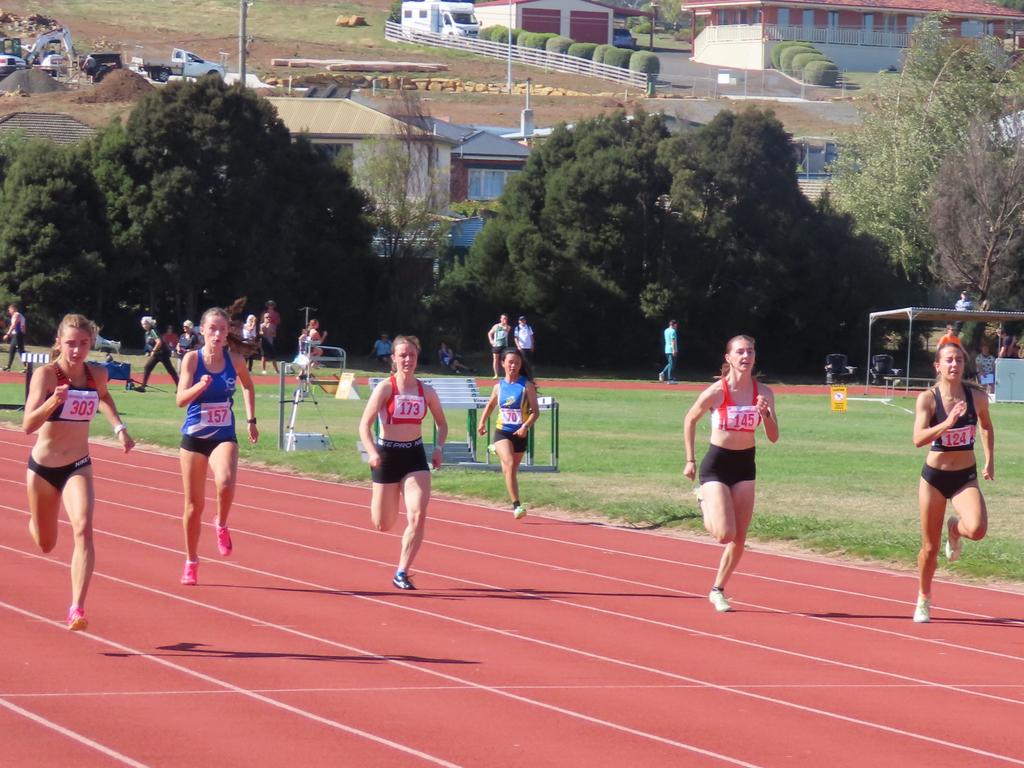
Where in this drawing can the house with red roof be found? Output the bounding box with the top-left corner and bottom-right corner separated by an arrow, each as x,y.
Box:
680,0 -> 1024,71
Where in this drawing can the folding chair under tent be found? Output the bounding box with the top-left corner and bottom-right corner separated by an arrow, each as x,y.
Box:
865,306 -> 1024,393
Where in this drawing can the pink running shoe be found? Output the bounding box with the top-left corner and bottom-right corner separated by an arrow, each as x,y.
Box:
181,560 -> 198,586
67,606 -> 88,631
216,524 -> 233,556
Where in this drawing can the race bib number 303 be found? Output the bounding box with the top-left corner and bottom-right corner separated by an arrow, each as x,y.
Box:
59,391 -> 98,421
199,402 -> 232,427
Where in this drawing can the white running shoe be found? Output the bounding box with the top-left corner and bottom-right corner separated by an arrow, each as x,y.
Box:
913,597 -> 931,623
709,589 -> 732,612
513,503 -> 526,520
945,516 -> 962,562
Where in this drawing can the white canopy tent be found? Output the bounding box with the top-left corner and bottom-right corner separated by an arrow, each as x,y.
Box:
865,306 -> 1024,389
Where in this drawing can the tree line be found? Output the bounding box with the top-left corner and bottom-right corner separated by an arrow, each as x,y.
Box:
0,76 -> 917,373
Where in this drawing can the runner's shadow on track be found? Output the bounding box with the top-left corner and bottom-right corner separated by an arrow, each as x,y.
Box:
538,510 -> 702,531
102,642 -> 477,665
206,583 -> 470,601
439,588 -> 695,600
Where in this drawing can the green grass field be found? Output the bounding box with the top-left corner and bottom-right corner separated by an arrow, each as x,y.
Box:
3,365 -> 1024,583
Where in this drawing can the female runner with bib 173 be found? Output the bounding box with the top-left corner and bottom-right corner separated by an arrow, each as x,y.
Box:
359,335 -> 447,590
24,314 -> 135,630
683,335 -> 779,612
176,307 -> 258,586
911,341 -> 993,623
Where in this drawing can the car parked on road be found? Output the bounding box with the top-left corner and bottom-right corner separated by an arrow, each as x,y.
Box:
612,28 -> 638,50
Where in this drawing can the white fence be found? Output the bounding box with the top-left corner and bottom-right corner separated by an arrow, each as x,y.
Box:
384,21 -> 648,89
698,22 -> 909,49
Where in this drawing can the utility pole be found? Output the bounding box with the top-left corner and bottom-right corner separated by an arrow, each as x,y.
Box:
239,1 -> 249,86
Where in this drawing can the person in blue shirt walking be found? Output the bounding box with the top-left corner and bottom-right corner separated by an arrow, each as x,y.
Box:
658,319 -> 679,384
478,347 -> 539,519
176,307 -> 258,586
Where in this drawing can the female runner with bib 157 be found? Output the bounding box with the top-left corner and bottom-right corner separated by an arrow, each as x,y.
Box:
359,335 -> 447,590
683,335 -> 779,612
24,314 -> 135,630
176,307 -> 258,586
910,341 -> 993,623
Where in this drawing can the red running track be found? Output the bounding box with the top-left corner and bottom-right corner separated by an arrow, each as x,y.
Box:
1,428 -> 1023,767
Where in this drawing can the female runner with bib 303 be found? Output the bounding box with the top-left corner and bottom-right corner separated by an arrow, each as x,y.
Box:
176,307 -> 258,586
359,335 -> 447,590
683,335 -> 779,612
478,347 -> 539,519
24,314 -> 135,630
910,341 -> 993,623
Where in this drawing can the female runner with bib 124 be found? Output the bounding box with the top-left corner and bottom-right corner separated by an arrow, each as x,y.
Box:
176,307 -> 258,586
911,341 -> 993,623
683,335 -> 779,612
359,335 -> 447,590
24,314 -> 135,630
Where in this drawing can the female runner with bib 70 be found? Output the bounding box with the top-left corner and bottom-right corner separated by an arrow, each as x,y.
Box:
176,307 -> 258,586
24,314 -> 135,630
910,341 -> 994,623
682,335 -> 779,612
359,335 -> 447,590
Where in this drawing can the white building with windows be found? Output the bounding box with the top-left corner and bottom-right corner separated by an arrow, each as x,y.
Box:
681,0 -> 1024,71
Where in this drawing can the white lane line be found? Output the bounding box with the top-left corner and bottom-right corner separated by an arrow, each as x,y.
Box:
0,546 -> 766,768
0,599 -> 460,768
10,481 -> 1020,672
2,435 -> 1022,602
49,496 -> 1024,706
6,683 -> 1024,700
2,461 -> 1016,630
0,696 -> 151,767
5,528 -> 1024,766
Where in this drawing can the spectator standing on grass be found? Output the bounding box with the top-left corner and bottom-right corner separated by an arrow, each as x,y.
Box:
138,316 -> 179,392
997,327 -> 1019,359
176,320 -> 200,361
975,343 -> 996,395
487,314 -> 513,379
910,341 -> 994,623
259,311 -> 278,374
514,316 -> 535,363
3,302 -> 26,372
371,333 -> 392,368
22,313 -> 134,630
242,314 -> 259,371
161,325 -> 179,367
937,324 -> 960,348
658,319 -> 678,383
682,335 -> 779,613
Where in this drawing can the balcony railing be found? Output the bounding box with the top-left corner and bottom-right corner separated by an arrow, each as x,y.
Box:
696,23 -> 910,49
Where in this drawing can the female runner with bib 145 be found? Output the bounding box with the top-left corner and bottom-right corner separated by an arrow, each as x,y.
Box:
911,341 -> 993,623
683,335 -> 779,612
359,335 -> 447,590
24,314 -> 135,630
176,307 -> 258,586
478,347 -> 539,519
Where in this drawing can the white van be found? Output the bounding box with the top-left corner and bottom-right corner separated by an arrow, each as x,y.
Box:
401,2 -> 480,37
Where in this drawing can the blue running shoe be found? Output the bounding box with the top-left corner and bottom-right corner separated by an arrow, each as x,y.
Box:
392,571 -> 416,590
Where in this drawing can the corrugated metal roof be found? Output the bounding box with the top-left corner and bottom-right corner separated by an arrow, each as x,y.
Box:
0,112 -> 95,145
267,97 -> 455,142
449,216 -> 486,248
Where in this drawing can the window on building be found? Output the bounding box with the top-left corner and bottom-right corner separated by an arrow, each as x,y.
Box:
863,13 -> 874,31
960,19 -> 983,37
802,9 -> 814,27
419,9 -> 427,18
468,168 -> 519,200
778,8 -> 790,26
314,142 -> 354,164
404,9 -> 411,18
827,11 -> 839,27
906,15 -> 921,32
717,9 -> 727,25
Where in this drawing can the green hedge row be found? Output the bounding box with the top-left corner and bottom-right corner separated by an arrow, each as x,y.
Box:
772,40 -> 840,86
474,27 -> 659,73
